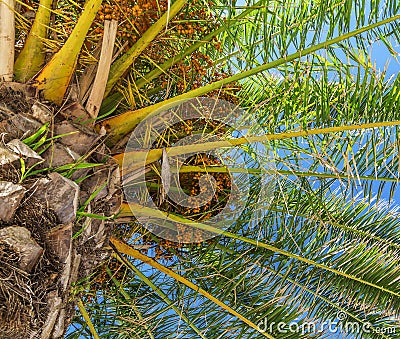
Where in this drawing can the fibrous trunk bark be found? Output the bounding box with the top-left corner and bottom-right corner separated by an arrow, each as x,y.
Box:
0,82 -> 122,338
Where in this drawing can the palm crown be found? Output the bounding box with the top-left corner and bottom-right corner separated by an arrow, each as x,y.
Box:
0,0 -> 400,338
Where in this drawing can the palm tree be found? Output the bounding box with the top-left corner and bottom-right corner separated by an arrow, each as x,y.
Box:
0,0 -> 400,338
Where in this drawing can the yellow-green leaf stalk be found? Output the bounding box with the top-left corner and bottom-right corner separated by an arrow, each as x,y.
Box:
100,14 -> 400,145
33,0 -> 102,104
104,0 -> 187,97
113,119 -> 400,172
14,0 -> 53,82
116,203 -> 400,298
99,1 -> 259,110
133,1 -> 262,90
177,165 -> 400,183
110,236 -> 276,339
77,298 -> 101,339
111,258 -> 207,339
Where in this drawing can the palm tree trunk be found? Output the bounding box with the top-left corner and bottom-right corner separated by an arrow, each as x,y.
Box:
0,0 -> 15,81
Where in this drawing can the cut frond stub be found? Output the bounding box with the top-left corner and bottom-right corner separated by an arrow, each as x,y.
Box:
86,19 -> 118,120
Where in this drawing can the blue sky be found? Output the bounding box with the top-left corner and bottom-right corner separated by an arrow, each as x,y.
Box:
370,40 -> 400,76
